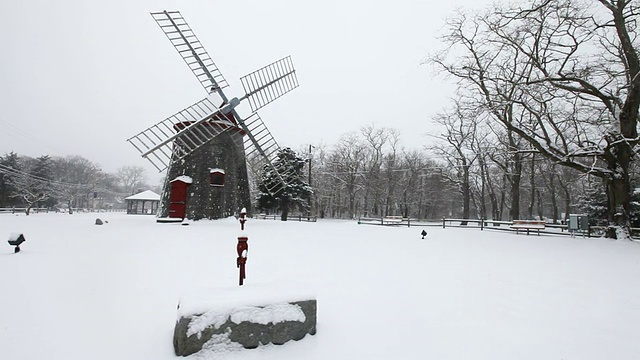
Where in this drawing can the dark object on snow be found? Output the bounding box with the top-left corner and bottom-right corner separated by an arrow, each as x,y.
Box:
95,218 -> 104,225
173,299 -> 317,356
8,233 -> 26,253
421,230 -> 427,239
237,236 -> 248,286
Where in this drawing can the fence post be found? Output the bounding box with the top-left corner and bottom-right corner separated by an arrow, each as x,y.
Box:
407,218 -> 410,228
481,217 -> 484,231
442,217 -> 446,229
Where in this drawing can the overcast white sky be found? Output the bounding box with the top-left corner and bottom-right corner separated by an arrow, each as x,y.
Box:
0,0 -> 493,183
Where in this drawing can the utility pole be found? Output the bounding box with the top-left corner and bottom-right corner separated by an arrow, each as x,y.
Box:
308,144 -> 314,219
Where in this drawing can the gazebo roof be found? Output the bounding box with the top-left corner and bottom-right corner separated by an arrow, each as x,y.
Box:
125,190 -> 161,201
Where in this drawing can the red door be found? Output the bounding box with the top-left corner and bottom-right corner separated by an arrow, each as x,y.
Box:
169,180 -> 189,219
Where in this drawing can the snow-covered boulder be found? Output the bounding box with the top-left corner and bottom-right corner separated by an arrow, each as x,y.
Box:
173,285 -> 317,356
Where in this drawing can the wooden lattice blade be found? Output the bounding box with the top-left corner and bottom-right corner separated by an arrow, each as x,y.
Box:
127,98 -> 242,172
151,10 -> 229,94
236,112 -> 296,195
240,56 -> 299,113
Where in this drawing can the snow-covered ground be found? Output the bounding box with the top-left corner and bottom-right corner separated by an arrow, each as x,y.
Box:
2,212 -> 640,360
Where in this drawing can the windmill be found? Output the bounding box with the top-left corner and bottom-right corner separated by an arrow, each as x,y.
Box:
127,10 -> 299,221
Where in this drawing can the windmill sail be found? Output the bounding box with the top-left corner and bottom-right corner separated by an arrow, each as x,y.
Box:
126,98 -> 242,172
151,11 -> 229,93
240,56 -> 299,113
237,113 -> 297,195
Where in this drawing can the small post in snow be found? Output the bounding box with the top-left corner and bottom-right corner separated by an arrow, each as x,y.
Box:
237,236 -> 248,286
237,207 -> 248,286
239,207 -> 247,230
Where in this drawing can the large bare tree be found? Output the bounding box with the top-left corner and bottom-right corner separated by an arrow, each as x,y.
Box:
431,0 -> 640,238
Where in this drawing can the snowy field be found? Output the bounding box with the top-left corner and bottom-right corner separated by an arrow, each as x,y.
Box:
2,212 -> 640,360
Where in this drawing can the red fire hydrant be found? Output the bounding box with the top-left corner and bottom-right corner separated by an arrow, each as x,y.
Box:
239,207 -> 247,230
237,236 -> 248,286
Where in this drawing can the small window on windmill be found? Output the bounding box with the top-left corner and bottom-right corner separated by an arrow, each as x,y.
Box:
210,168 -> 225,187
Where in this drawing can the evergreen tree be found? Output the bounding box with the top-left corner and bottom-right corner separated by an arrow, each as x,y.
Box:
577,180 -> 640,228
576,181 -> 607,226
256,148 -> 312,221
0,152 -> 21,207
8,155 -> 53,215
31,155 -> 57,208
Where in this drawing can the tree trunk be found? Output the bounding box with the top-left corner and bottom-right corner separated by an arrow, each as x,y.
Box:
561,182 -> 570,224
527,155 -> 535,219
536,190 -> 543,220
461,164 -> 471,225
499,174 -> 507,221
509,153 -> 522,221
604,159 -> 632,239
547,171 -> 558,224
281,204 -> 289,221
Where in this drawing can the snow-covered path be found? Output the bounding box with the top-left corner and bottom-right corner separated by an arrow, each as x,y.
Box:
1,213 -> 639,359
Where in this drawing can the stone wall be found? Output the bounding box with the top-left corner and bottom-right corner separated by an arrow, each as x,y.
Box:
159,129 -> 252,220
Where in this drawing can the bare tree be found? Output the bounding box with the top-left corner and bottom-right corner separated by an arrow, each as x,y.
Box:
431,0 -> 640,238
398,150 -> 424,218
382,129 -> 402,216
431,101 -> 480,224
116,165 -> 148,195
360,125 -> 388,217
52,156 -> 102,213
331,133 -> 367,219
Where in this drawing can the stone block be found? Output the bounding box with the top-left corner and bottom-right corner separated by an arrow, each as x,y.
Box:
173,299 -> 317,356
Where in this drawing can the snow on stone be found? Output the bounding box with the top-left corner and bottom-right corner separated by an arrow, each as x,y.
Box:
181,283 -> 313,338
187,302 -> 306,337
8,232 -> 21,241
195,332 -> 243,357
178,283 -> 316,319
229,303 -> 305,325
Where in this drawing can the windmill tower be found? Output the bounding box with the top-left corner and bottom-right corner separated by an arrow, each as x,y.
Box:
127,10 -> 299,221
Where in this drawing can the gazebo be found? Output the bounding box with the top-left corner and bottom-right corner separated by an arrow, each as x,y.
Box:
125,190 -> 161,215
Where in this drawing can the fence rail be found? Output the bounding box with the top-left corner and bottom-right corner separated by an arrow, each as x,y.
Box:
357,216 -> 441,227
0,208 -> 126,214
256,214 -> 317,222
439,217 -> 640,238
0,207 -> 50,214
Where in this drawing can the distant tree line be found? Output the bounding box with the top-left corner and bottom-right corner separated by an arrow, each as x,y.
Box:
254,123 -> 635,228
258,0 -> 640,234
0,152 -> 153,214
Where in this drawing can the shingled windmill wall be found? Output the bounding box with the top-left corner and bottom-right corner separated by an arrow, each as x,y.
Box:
159,130 -> 251,221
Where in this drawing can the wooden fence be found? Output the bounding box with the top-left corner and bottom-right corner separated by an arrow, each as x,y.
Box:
0,208 -> 126,214
256,214 -> 318,222
439,217 -> 640,238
